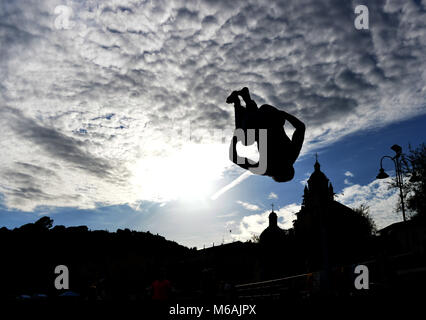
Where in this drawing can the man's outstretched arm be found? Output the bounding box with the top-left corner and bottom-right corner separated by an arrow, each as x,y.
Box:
280,111 -> 305,161
280,111 -> 305,131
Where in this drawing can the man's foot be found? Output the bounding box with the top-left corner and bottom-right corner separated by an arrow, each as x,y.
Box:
239,87 -> 249,96
226,91 -> 240,104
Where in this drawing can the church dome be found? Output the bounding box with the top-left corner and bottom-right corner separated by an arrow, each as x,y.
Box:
259,209 -> 286,245
308,159 -> 329,185
302,157 -> 335,207
268,211 -> 278,227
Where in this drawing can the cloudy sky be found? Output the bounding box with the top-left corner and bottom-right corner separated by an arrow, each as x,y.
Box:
0,0 -> 425,248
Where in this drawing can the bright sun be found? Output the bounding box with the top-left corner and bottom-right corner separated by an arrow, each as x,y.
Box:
130,143 -> 230,202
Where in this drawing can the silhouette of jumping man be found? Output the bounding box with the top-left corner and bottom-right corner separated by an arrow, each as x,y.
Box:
227,87 -> 305,182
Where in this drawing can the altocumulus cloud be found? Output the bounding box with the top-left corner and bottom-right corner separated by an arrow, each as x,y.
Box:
236,200 -> 261,211
268,192 -> 278,199
336,178 -> 401,229
232,203 -> 300,241
0,0 -> 425,211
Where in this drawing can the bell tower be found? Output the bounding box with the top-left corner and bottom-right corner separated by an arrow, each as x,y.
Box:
268,205 -> 277,227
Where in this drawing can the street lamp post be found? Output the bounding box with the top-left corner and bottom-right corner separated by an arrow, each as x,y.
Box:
376,144 -> 406,222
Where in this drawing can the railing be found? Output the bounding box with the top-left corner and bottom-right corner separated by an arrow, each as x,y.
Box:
235,272 -> 318,300
234,251 -> 426,300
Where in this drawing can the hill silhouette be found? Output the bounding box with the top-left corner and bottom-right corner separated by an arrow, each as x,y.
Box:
0,217 -> 193,301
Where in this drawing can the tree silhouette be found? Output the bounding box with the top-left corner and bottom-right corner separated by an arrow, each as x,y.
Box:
17,216 -> 54,232
353,204 -> 377,235
400,143 -> 426,221
34,216 -> 53,230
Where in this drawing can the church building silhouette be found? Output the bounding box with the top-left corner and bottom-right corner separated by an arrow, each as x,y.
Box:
259,158 -> 373,278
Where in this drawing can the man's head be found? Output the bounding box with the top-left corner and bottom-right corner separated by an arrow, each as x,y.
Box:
272,166 -> 294,183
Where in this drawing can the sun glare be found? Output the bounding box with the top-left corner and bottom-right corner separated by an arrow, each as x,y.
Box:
130,143 -> 230,203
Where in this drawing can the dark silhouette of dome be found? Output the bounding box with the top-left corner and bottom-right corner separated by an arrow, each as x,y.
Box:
259,209 -> 286,245
268,210 -> 277,227
303,158 -> 335,206
307,159 -> 330,189
294,157 -> 374,270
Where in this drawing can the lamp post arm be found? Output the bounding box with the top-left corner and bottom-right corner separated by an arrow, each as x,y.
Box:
380,155 -> 396,169
395,156 -> 407,222
379,154 -> 406,222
